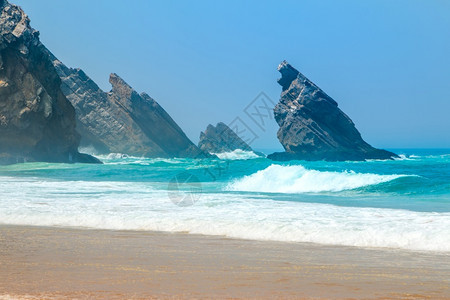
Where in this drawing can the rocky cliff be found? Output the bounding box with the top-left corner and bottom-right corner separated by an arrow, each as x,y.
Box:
49,54 -> 205,158
198,122 -> 256,153
268,61 -> 397,161
0,0 -> 99,164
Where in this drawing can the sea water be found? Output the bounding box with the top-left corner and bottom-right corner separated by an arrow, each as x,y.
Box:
0,149 -> 449,253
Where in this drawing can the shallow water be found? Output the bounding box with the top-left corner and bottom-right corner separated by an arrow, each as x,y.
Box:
0,148 -> 449,252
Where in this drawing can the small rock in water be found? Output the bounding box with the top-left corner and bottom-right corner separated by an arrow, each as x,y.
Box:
198,122 -> 262,156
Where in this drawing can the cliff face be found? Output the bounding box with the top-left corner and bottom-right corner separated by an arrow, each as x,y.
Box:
268,61 -> 397,161
50,55 -> 205,158
198,122 -> 254,153
0,0 -> 99,164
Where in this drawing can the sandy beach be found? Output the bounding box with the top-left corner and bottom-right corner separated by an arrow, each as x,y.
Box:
0,225 -> 448,299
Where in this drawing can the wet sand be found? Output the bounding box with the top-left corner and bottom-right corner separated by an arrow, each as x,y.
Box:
0,225 -> 448,299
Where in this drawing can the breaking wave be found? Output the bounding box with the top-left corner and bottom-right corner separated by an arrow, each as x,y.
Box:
226,164 -> 409,193
212,149 -> 261,160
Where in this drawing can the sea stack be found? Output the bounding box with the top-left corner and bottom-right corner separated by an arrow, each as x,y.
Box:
268,61 -> 397,161
0,0 -> 99,164
50,54 -> 206,158
198,122 -> 256,154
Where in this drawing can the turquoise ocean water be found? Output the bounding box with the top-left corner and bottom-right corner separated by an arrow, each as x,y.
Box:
0,149 -> 449,253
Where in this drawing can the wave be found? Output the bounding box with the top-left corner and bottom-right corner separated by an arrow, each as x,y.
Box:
212,149 -> 262,160
88,149 -> 263,162
0,183 -> 448,252
0,175 -> 448,252
91,153 -> 191,167
392,154 -> 415,161
226,164 -> 409,193
1,152 -> 448,253
103,153 -> 132,160
78,145 -> 99,156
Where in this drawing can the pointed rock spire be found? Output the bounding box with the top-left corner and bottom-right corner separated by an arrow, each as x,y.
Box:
269,61 -> 397,161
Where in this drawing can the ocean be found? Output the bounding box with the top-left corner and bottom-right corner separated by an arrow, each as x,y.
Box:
0,149 -> 449,253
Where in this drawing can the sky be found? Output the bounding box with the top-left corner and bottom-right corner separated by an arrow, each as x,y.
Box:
14,0 -> 450,150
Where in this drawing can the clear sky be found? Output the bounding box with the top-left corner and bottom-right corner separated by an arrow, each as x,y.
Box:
14,0 -> 450,150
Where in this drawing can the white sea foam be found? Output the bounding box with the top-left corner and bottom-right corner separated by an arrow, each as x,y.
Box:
0,172 -> 448,253
393,154 -> 414,161
212,149 -> 261,160
104,153 -> 131,160
226,164 -> 407,193
92,153 -> 189,166
78,145 -> 100,156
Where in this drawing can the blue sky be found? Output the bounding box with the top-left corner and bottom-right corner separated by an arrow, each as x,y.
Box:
14,0 -> 450,150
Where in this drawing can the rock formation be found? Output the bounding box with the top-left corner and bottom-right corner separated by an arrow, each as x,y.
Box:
198,122 -> 259,154
268,61 -> 397,161
49,53 -> 206,158
0,0 -> 100,164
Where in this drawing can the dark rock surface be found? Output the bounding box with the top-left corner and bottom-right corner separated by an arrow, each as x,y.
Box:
50,54 -> 206,158
198,122 -> 257,154
0,0 -> 100,164
268,61 -> 397,161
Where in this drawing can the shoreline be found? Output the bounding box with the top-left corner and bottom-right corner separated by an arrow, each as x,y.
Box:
1,223 -> 448,256
0,225 -> 449,299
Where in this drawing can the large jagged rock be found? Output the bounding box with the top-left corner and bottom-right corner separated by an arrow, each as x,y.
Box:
268,61 -> 397,161
49,53 -> 206,158
0,0 -> 100,164
198,122 -> 254,153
